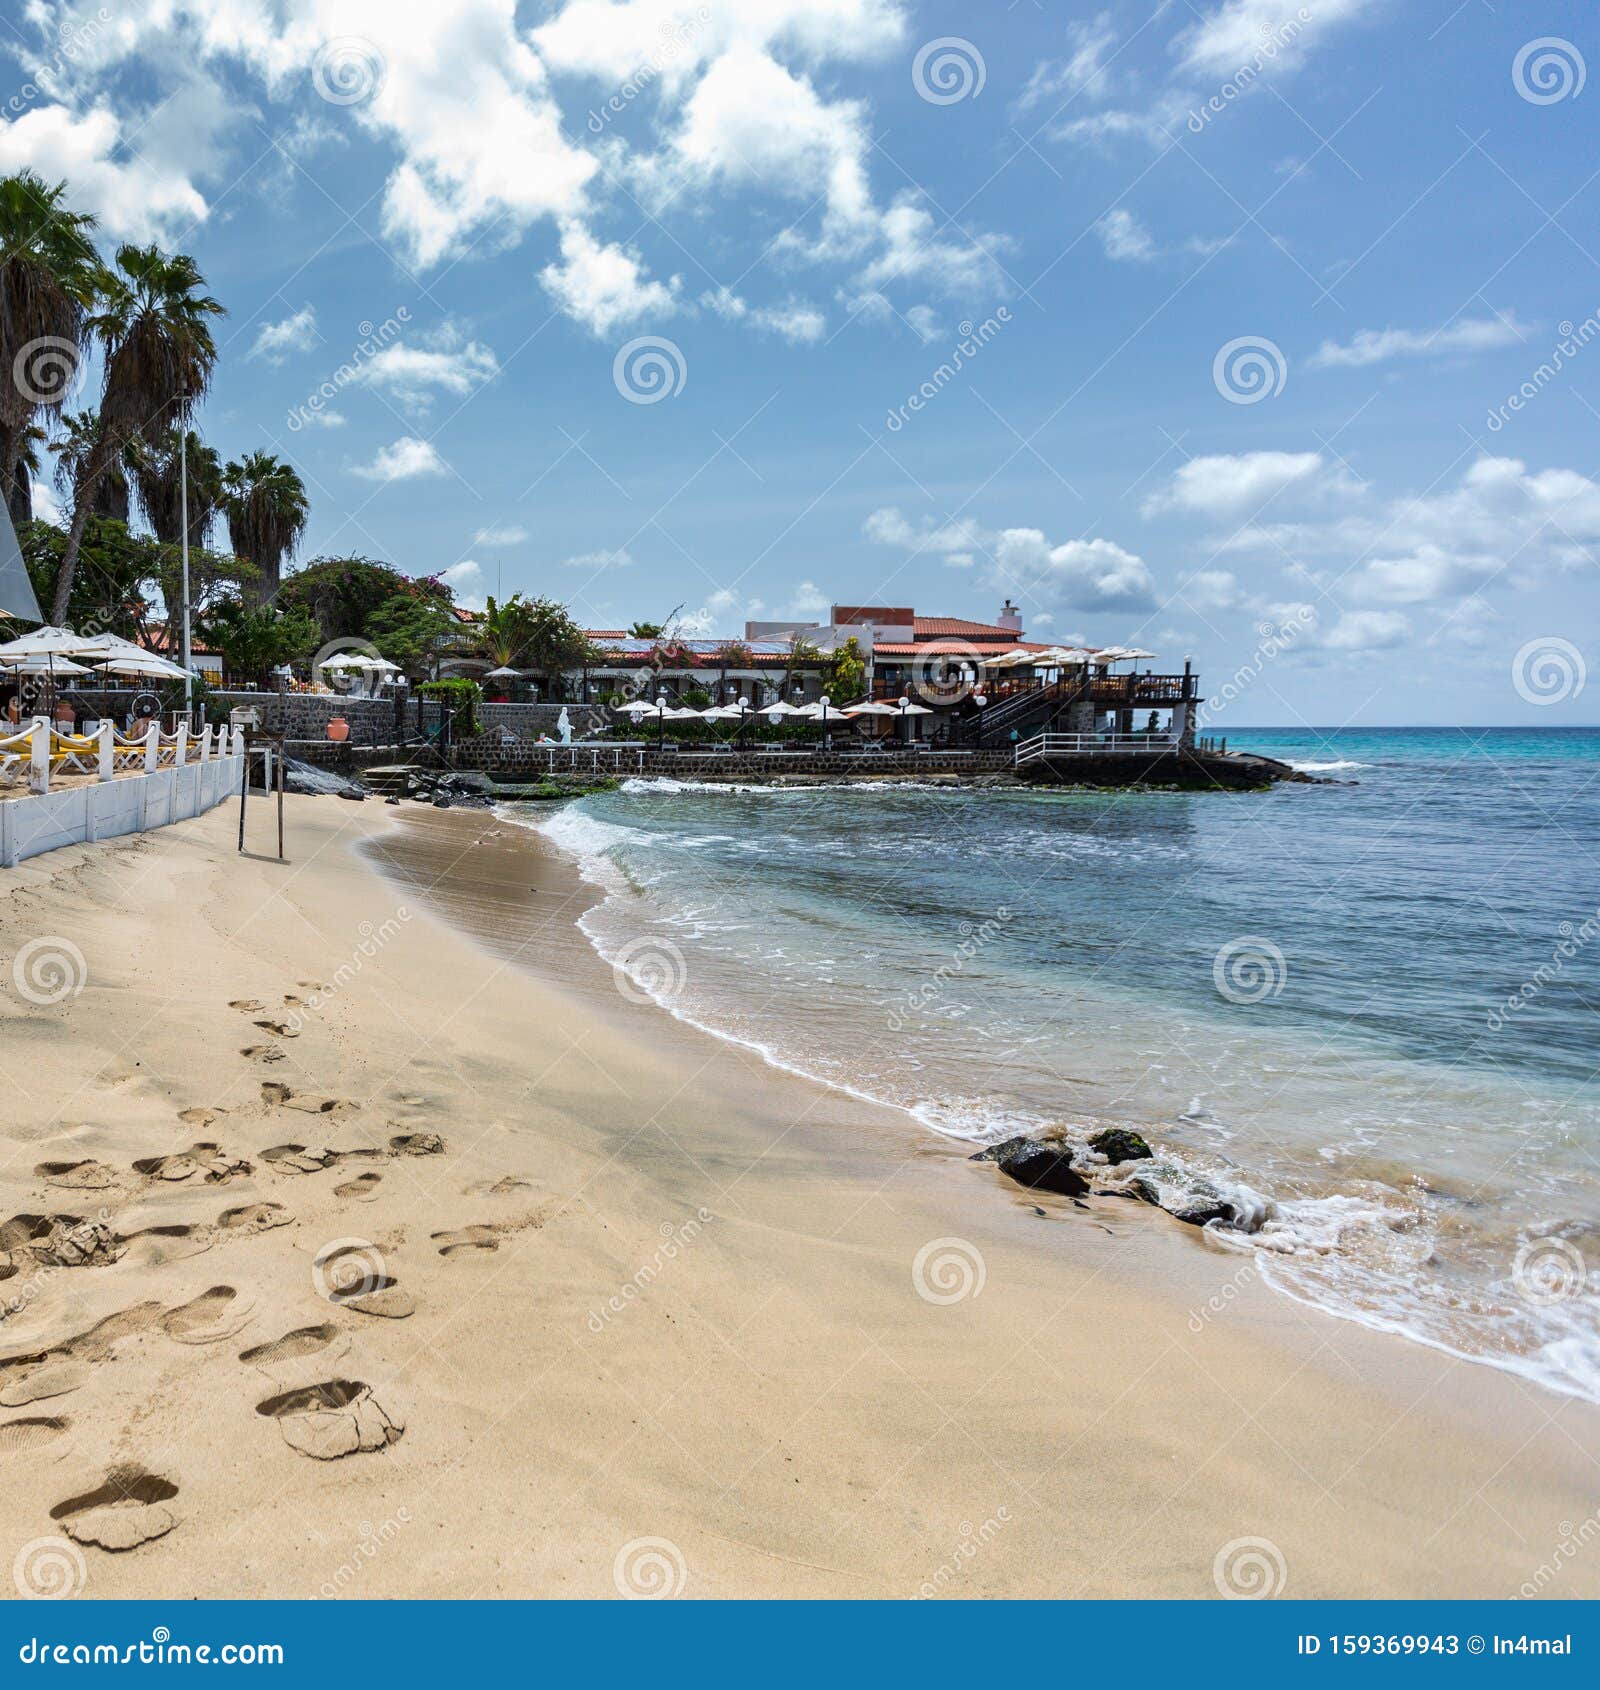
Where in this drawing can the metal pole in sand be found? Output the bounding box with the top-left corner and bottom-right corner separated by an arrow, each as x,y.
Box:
237,738 -> 249,852
276,734 -> 285,860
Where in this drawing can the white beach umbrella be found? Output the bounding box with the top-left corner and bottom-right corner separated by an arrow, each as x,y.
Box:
91,653 -> 190,680
843,700 -> 900,716
319,652 -> 373,671
980,649 -> 1033,669
2,653 -> 94,676
699,702 -> 746,719
484,665 -> 522,679
760,700 -> 806,718
0,625 -> 101,661
895,700 -> 934,716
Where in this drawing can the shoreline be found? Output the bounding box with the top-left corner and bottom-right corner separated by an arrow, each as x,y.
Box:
1,797 -> 1596,1599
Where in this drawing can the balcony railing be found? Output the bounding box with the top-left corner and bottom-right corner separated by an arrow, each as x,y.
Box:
1014,731 -> 1182,766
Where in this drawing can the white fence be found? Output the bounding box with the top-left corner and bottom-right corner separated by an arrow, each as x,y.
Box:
0,720 -> 245,868
1013,731 -> 1181,767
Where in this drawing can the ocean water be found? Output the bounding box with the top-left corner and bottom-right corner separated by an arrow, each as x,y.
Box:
512,728 -> 1600,1402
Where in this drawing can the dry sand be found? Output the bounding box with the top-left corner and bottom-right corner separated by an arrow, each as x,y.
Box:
0,794 -> 1595,1600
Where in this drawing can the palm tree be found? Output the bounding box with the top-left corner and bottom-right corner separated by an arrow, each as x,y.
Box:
50,410 -> 131,522
131,427 -> 222,551
0,170 -> 100,515
223,449 -> 308,604
476,593 -> 530,668
49,243 -> 224,624
6,421 -> 45,525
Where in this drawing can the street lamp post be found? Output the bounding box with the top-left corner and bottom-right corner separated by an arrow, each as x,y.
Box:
179,424 -> 192,720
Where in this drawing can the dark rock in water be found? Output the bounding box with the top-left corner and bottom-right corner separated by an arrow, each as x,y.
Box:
1128,1168 -> 1237,1228
969,1135 -> 1029,1164
1088,1127 -> 1153,1164
433,795 -> 451,809
994,1139 -> 1089,1197
385,796 -> 401,806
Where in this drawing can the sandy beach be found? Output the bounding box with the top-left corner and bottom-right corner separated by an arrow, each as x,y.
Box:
1,795 -> 1596,1601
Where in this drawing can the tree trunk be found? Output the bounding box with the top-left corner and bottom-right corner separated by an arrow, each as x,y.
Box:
51,482 -> 100,625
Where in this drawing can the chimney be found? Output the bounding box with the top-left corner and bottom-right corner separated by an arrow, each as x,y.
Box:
997,598 -> 1022,636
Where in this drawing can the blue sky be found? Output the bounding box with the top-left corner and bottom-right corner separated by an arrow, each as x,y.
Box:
3,0 -> 1598,724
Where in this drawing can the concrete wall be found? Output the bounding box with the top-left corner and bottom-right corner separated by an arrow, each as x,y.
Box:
0,752 -> 243,867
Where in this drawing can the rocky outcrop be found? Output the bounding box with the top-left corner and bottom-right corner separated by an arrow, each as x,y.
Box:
975,1136 -> 1089,1197
1087,1127 -> 1152,1164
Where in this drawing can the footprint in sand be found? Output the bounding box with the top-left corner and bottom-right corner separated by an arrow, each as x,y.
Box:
177,1107 -> 221,1129
240,1045 -> 286,1064
255,1380 -> 404,1460
431,1225 -> 501,1257
0,1302 -> 168,1406
0,1360 -> 90,1408
1,1213 -> 123,1269
229,999 -> 265,1012
161,1286 -> 256,1346
261,1144 -> 337,1175
35,1160 -> 117,1191
134,1144 -> 251,1186
467,1176 -> 534,1196
313,1242 -> 413,1320
261,1082 -> 347,1114
389,1133 -> 446,1157
334,1171 -> 382,1201
50,1468 -> 179,1551
0,1415 -> 70,1457
218,1202 -> 292,1235
253,1019 -> 300,1040
238,1323 -> 347,1375
119,1223 -> 215,1268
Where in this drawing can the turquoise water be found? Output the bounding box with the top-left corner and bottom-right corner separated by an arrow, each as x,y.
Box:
521,728 -> 1600,1401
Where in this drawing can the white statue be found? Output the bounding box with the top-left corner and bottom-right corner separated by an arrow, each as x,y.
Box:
557,706 -> 573,745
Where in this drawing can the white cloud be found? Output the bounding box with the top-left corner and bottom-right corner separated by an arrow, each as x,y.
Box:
1173,0 -> 1377,80
564,548 -> 635,570
865,506 -> 1157,611
1320,609 -> 1410,651
475,524 -> 528,546
905,305 -> 940,342
355,324 -> 499,409
541,220 -> 680,335
1017,15 -> 1121,111
1097,208 -> 1156,262
0,103 -> 207,242
1308,314 -> 1530,370
297,407 -> 346,429
1179,569 -> 1242,610
1145,451 -> 1344,517
440,558 -> 485,612
352,437 -> 448,482
249,305 -> 318,363
789,580 -> 829,615
701,287 -> 825,343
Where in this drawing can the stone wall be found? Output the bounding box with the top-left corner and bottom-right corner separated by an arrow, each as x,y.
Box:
450,740 -> 1014,778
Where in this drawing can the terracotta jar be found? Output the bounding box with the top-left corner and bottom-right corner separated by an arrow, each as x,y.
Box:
326,716 -> 350,742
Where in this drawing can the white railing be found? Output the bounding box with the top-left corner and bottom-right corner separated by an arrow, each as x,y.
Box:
0,722 -> 247,869
0,720 -> 245,795
1014,731 -> 1181,766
